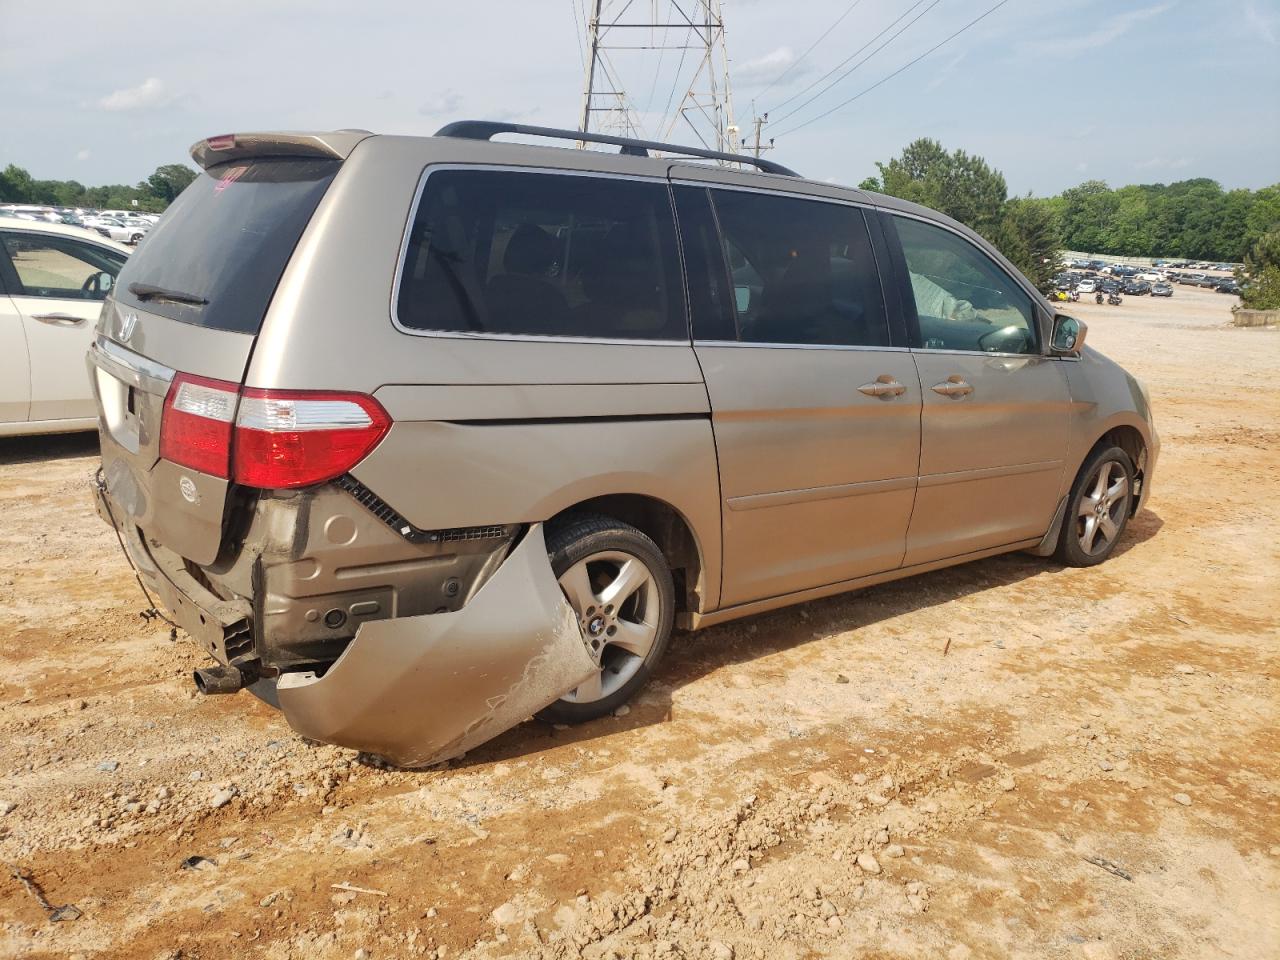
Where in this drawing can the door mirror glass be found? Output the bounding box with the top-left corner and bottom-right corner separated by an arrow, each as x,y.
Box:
1050,314 -> 1087,354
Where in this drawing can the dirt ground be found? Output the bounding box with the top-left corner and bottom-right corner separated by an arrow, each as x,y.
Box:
1,285 -> 1277,960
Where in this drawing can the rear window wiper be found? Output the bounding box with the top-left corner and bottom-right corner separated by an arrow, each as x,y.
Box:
127,282 -> 209,306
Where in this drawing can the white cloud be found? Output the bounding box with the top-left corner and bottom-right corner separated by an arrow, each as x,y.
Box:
1021,3 -> 1173,59
98,77 -> 174,111
418,90 -> 463,115
1244,0 -> 1277,44
1079,2 -> 1173,48
1075,161 -> 1089,173
735,46 -> 813,87
76,149 -> 91,161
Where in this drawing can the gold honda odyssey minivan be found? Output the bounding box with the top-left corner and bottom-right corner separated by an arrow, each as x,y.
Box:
90,121 -> 1157,766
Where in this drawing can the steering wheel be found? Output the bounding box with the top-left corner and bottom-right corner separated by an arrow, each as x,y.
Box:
81,271 -> 113,298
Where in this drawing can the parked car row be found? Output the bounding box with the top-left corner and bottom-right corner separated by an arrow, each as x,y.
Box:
0,204 -> 157,245
1169,271 -> 1241,293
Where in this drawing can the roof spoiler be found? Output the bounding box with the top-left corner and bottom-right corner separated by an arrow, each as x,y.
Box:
189,130 -> 374,170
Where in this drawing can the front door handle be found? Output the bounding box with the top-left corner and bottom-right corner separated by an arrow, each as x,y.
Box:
32,313 -> 86,326
931,377 -> 973,398
858,377 -> 907,399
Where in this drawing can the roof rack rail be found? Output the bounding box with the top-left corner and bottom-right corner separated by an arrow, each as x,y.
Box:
434,120 -> 800,178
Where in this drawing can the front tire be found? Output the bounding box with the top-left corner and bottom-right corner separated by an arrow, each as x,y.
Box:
1055,445 -> 1135,567
538,515 -> 675,724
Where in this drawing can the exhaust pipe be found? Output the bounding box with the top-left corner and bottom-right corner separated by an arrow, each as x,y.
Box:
194,664 -> 247,695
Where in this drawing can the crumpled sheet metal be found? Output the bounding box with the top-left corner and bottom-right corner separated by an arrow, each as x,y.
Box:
277,524 -> 596,767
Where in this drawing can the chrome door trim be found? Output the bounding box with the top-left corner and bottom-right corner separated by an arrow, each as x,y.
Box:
90,336 -> 175,393
913,346 -> 1044,360
694,339 -> 910,353
389,163 -> 687,346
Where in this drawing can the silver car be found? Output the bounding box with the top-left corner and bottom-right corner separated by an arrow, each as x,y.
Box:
90,122 -> 1158,767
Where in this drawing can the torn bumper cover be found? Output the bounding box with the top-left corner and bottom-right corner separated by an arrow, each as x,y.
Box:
276,525 -> 598,768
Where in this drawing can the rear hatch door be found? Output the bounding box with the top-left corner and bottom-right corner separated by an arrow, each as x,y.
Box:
92,146 -> 349,565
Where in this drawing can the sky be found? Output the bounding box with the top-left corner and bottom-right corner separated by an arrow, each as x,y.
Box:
2,0 -> 1277,197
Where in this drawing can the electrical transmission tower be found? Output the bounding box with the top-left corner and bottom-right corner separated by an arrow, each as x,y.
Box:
577,0 -> 739,156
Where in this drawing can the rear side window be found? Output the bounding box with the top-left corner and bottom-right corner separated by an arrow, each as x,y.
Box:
113,157 -> 339,334
396,169 -> 685,340
708,189 -> 889,347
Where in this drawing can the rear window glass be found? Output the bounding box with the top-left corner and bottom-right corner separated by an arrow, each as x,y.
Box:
396,169 -> 686,340
113,157 -> 338,334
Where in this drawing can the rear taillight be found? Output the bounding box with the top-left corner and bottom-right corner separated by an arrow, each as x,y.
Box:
160,374 -> 238,478
159,376 -> 390,489
233,389 -> 391,489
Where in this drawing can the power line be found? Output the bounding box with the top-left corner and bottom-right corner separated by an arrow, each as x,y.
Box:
753,0 -> 867,103
770,0 -> 945,127
657,21 -> 696,136
571,0 -> 587,72
773,0 -> 1014,137
766,0 -> 931,114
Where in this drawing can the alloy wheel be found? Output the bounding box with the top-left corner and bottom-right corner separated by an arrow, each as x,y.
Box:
557,550 -> 660,703
1076,460 -> 1129,556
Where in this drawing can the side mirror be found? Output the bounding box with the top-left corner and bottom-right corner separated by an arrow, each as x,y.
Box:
1050,314 -> 1087,355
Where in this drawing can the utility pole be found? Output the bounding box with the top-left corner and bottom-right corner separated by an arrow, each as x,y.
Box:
747,112 -> 775,159
576,1 -> 739,158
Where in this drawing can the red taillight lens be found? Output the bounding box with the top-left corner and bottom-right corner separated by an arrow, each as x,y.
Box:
232,389 -> 391,489
159,374 -> 238,478
159,376 -> 390,489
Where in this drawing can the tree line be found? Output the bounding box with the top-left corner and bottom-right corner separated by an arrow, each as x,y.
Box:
0,162 -> 199,213
860,138 -> 1280,301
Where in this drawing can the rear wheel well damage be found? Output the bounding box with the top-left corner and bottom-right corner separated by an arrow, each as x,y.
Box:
549,495 -> 705,618
1091,426 -> 1147,516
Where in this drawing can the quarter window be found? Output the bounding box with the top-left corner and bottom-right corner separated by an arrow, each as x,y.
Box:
708,189 -> 889,347
893,216 -> 1037,355
1,233 -> 125,300
397,170 -> 685,340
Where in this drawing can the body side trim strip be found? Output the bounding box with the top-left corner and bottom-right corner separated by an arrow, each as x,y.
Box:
726,475 -> 916,512
916,459 -> 1062,489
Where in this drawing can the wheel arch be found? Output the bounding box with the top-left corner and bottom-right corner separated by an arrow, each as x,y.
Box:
548,493 -> 708,623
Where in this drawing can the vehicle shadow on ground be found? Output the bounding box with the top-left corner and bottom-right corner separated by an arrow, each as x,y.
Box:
455,509 -> 1165,769
0,431 -> 98,466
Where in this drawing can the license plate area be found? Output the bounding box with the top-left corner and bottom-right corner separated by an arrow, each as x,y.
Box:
95,366 -> 141,453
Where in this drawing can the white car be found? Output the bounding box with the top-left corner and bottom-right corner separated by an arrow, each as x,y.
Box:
1076,279 -> 1097,293
1137,271 -> 1165,282
0,220 -> 131,436
84,217 -> 150,245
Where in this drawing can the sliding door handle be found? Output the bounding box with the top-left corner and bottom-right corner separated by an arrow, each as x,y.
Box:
931,377 -> 973,398
858,377 -> 907,398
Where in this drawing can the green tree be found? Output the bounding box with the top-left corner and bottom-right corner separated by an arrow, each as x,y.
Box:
867,139 -> 1059,289
0,164 -> 35,202
143,163 -> 198,204
995,196 -> 1061,291
1238,229 -> 1280,310
876,138 -> 1007,236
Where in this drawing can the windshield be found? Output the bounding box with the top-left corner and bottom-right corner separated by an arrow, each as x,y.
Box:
113,157 -> 338,334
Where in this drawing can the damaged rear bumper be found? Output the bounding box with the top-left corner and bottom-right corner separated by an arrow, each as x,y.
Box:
275,525 -> 598,767
96,471 -> 597,766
